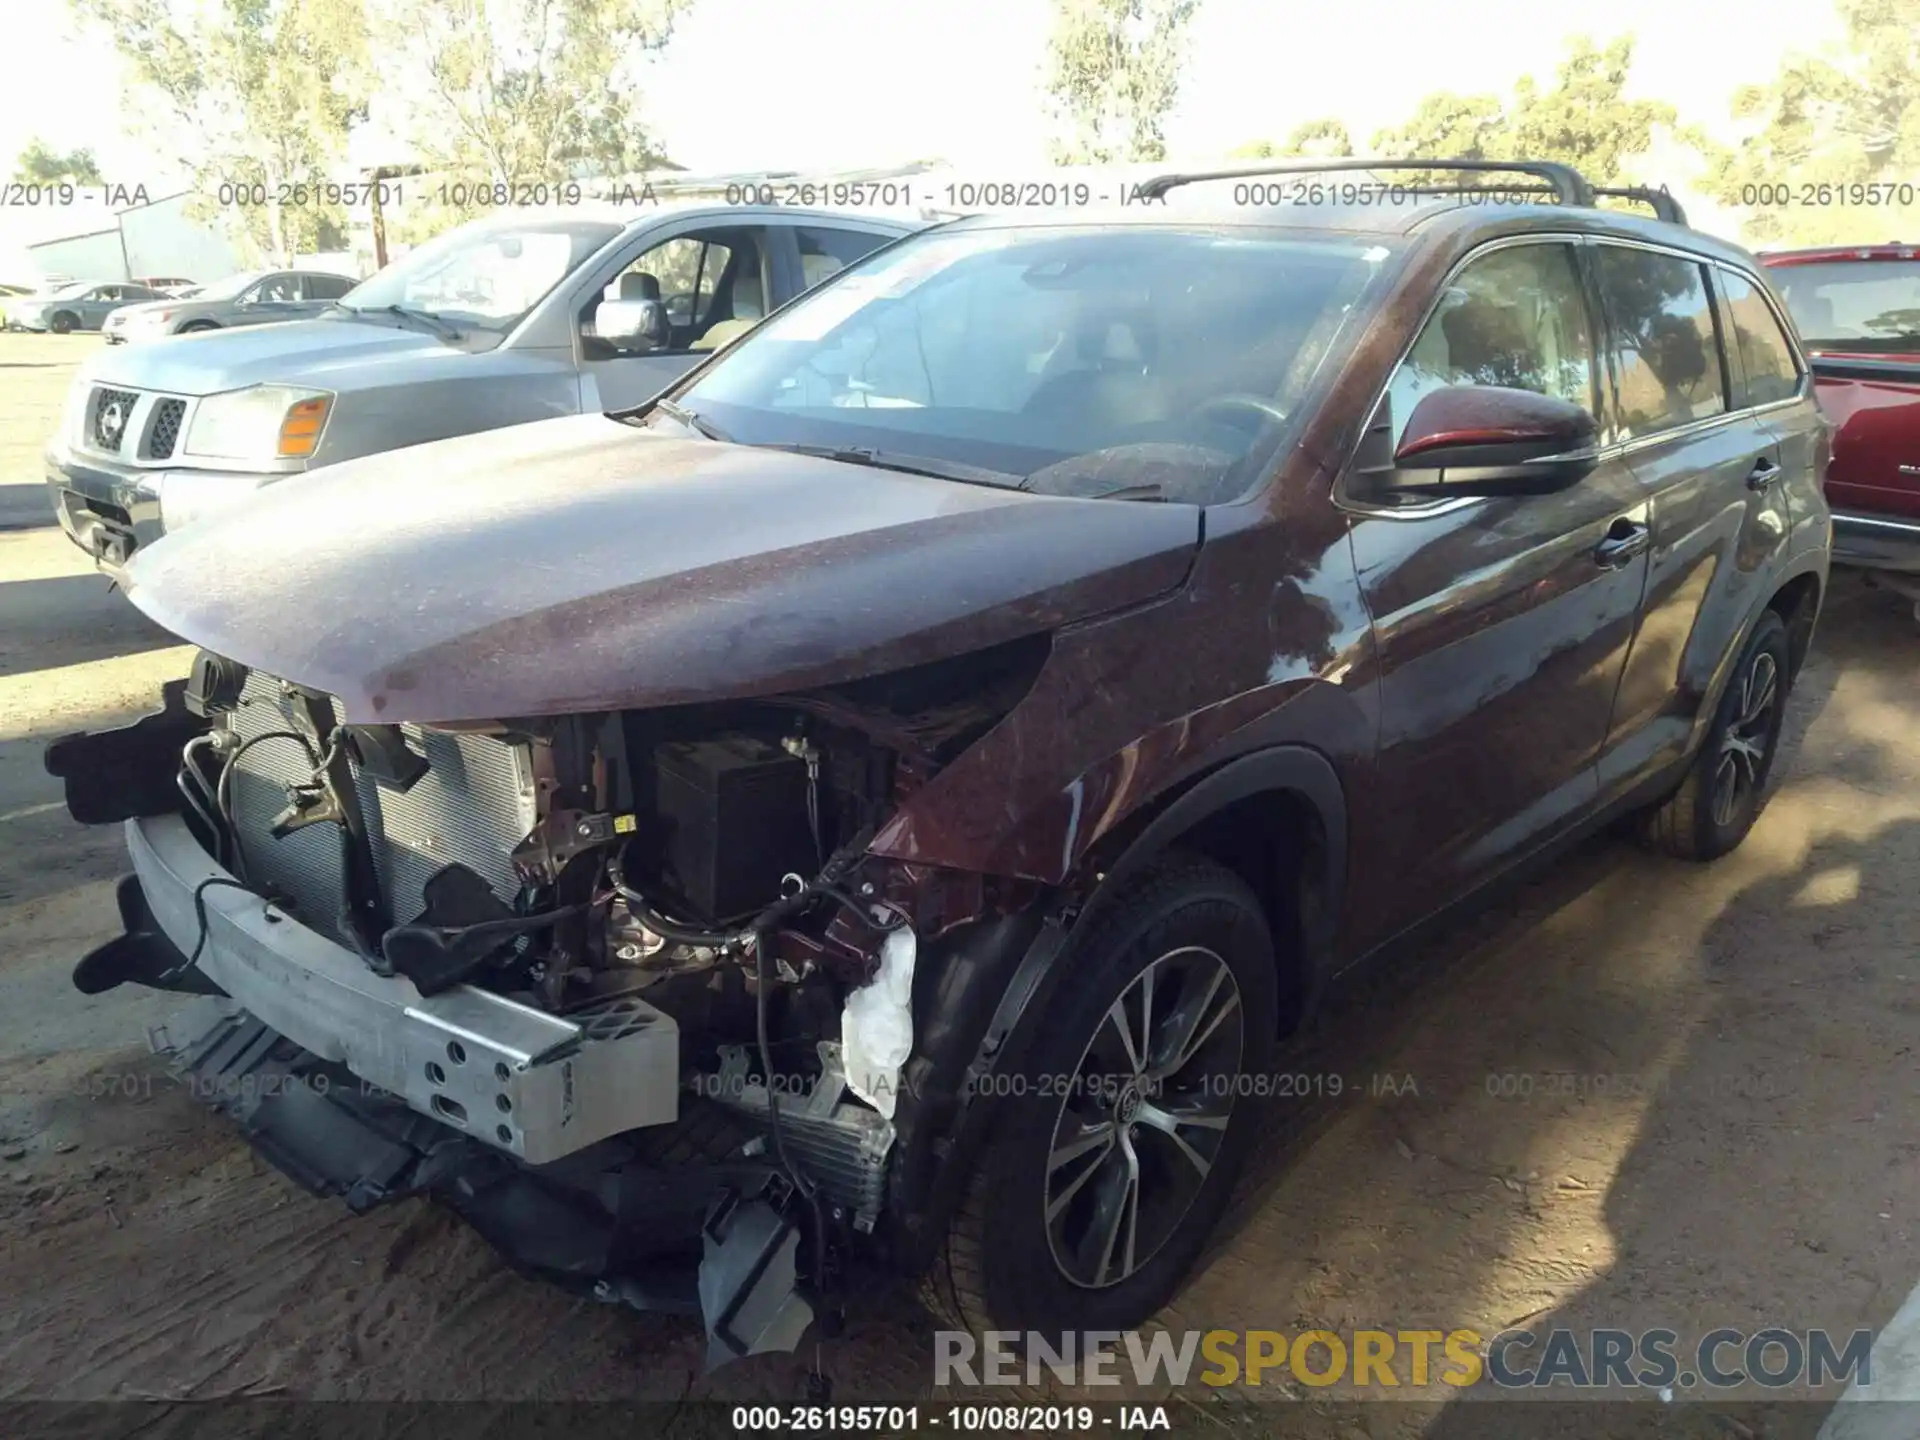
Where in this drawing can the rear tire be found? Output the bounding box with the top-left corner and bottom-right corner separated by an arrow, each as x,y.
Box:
179,321 -> 218,333
1637,609 -> 1791,861
49,311 -> 76,334
923,853 -> 1277,1336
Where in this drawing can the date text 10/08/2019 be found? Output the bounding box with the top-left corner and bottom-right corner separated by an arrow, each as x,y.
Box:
730,1405 -> 1169,1432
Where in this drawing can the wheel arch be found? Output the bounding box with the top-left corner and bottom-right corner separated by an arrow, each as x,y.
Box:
1766,567 -> 1823,683
884,746 -> 1349,1277
1684,561 -> 1825,762
1081,745 -> 1348,1030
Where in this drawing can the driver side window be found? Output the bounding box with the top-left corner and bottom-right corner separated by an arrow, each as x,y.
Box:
1386,243 -> 1598,450
595,228 -> 761,353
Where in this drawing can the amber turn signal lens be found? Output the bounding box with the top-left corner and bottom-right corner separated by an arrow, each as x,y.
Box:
277,396 -> 331,457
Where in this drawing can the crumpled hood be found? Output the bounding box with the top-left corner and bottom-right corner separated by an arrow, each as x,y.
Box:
85,317 -> 459,396
123,415 -> 1202,724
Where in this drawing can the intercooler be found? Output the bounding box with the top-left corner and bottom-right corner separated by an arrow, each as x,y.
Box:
223,672 -> 538,939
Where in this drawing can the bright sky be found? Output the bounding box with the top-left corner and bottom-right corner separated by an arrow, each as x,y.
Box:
0,0 -> 1846,277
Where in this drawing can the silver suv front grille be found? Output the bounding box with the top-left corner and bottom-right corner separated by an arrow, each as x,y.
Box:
147,398 -> 186,459
223,673 -> 539,941
89,387 -> 139,453
79,385 -> 196,462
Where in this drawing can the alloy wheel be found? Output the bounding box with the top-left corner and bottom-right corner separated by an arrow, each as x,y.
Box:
1043,945 -> 1244,1290
1711,649 -> 1779,829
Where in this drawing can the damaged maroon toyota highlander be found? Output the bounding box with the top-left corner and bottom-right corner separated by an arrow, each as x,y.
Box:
49,161 -> 1831,1359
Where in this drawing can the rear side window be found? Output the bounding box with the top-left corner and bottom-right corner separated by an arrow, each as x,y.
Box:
1386,241 -> 1598,450
1594,246 -> 1727,438
1718,269 -> 1803,407
306,273 -> 355,300
796,226 -> 891,288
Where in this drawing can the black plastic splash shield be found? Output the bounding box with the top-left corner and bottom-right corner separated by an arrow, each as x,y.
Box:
153,1000 -> 805,1348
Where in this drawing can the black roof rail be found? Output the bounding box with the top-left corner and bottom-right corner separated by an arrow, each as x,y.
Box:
1588,186 -> 1687,226
1390,180 -> 1690,227
1135,158 -> 1597,206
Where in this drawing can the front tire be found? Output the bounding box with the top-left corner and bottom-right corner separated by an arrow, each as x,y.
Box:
926,853 -> 1278,1336
179,321 -> 218,333
1638,609 -> 1791,861
49,311 -> 76,334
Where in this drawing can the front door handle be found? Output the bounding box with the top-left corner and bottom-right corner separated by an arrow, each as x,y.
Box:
1594,519 -> 1651,569
1746,457 -> 1782,491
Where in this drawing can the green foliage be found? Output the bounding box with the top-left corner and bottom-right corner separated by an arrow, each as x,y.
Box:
1700,0 -> 1920,245
70,0 -> 373,264
1370,37 -> 1675,186
1230,120 -> 1354,160
14,140 -> 106,187
1235,37 -> 1674,194
376,0 -> 691,228
1043,0 -> 1202,165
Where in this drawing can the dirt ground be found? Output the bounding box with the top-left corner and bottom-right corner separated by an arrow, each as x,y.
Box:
1,328 -> 1917,1430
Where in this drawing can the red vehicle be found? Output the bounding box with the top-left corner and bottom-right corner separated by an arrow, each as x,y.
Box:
1762,244 -> 1920,614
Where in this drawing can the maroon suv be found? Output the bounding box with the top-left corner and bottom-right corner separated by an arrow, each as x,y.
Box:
50,161 -> 1831,1351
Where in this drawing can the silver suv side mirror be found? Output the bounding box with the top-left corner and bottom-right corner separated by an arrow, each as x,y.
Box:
598,297 -> 670,353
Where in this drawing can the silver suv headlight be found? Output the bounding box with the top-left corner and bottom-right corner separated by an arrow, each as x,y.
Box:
183,384 -> 333,462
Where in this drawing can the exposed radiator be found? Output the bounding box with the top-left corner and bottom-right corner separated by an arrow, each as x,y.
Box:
223,673 -> 538,939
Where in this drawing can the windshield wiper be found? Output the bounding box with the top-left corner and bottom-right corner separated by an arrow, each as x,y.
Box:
753,443 -> 1021,488
646,396 -> 732,443
1084,483 -> 1167,502
377,304 -> 464,341
330,301 -> 464,341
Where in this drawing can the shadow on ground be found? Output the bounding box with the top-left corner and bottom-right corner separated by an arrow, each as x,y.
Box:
0,573 -> 178,679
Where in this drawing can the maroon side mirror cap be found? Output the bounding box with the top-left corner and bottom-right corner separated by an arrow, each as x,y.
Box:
1383,385 -> 1599,499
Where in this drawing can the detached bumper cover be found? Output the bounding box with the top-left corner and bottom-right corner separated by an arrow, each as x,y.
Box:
125,814 -> 681,1165
1832,509 -> 1920,574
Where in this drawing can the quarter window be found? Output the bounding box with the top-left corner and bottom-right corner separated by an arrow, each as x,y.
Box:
1386,243 -> 1598,450
796,226 -> 890,288
1718,269 -> 1803,407
1594,246 -> 1727,437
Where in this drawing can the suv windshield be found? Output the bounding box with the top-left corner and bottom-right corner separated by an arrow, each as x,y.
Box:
679,224 -> 1394,502
1772,260 -> 1920,354
338,216 -> 622,332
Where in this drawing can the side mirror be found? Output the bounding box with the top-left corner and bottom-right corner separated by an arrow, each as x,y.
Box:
1359,386 -> 1599,500
597,297 -> 671,353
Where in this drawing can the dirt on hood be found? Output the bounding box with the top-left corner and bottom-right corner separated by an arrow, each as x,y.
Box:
122,416 -> 1202,724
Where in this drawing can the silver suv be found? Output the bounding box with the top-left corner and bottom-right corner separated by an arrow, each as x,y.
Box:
47,202 -> 916,567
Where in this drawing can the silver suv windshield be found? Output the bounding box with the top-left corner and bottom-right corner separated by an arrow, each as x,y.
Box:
678,223 -> 1395,501
337,215 -> 623,333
